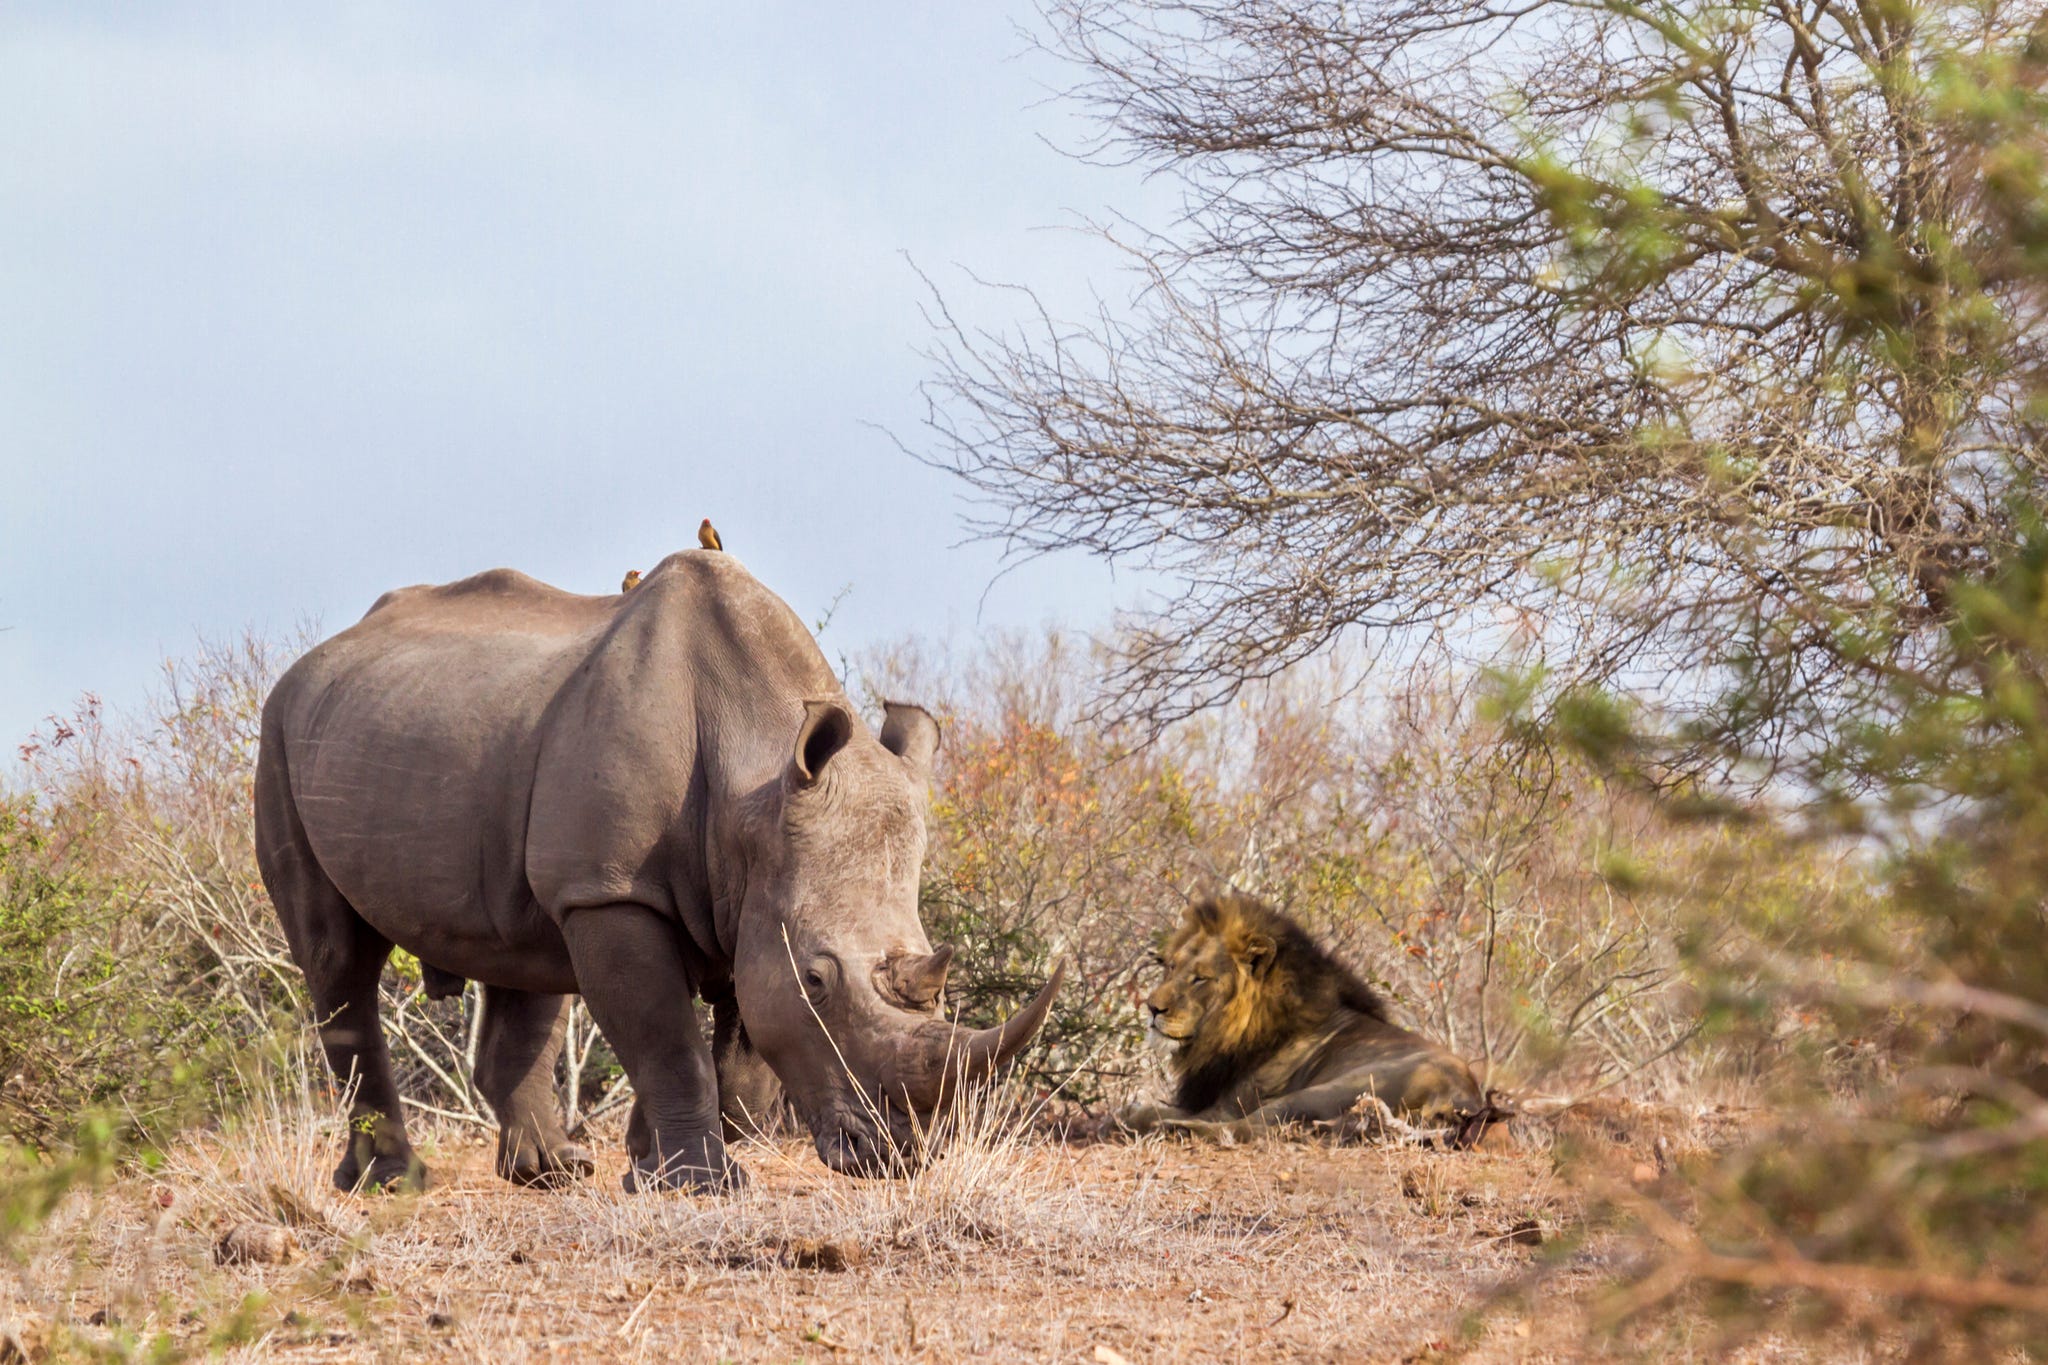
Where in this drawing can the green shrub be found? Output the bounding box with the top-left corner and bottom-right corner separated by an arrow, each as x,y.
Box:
0,797 -> 239,1147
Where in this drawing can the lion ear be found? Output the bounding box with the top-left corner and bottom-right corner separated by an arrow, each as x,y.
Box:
1189,898 -> 1223,933
1240,933 -> 1277,977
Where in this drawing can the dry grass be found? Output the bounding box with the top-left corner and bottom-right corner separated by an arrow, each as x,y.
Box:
0,1085 -> 1872,1364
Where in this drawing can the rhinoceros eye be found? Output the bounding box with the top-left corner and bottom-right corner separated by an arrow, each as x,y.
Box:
801,956 -> 839,1002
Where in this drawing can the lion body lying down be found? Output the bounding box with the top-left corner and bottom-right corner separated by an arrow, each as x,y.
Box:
1121,894 -> 1491,1144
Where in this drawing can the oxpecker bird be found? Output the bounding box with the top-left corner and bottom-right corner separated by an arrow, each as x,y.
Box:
620,569 -> 642,592
698,518 -> 724,551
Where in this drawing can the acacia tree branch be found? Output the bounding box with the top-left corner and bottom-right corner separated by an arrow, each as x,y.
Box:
922,0 -> 2041,750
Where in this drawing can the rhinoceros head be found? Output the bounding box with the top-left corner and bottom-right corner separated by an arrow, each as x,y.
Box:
729,698 -> 1061,1176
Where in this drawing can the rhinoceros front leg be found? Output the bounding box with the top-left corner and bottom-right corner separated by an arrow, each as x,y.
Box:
559,903 -> 743,1193
474,986 -> 595,1189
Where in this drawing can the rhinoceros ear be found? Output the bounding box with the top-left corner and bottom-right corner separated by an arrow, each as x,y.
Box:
792,699 -> 856,784
878,701 -> 940,777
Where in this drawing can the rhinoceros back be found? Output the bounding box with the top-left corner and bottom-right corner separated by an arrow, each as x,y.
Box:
257,556 -> 842,986
259,569 -> 615,978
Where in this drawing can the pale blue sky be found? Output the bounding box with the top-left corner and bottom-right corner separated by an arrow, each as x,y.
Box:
0,3 -> 1151,746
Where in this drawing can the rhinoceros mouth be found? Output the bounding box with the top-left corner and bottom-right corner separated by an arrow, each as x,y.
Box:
815,1120 -> 913,1178
801,964 -> 1068,1180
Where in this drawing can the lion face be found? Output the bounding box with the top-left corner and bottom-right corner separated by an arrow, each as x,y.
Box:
1144,913 -> 1272,1045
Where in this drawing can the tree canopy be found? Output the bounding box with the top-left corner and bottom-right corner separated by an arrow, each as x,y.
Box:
927,0 -> 2048,750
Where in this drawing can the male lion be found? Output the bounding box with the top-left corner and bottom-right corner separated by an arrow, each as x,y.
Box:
1120,894 -> 1494,1145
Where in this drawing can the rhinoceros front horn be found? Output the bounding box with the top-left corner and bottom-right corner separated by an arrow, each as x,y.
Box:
889,963 -> 1067,1112
958,960 -> 1065,1075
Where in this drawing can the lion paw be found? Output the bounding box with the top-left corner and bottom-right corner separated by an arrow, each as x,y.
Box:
1159,1118 -> 1240,1146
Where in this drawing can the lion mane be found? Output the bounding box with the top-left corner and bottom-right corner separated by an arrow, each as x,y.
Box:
1165,893 -> 1389,1114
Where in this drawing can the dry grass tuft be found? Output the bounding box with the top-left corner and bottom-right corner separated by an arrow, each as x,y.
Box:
569,1069 -> 1157,1280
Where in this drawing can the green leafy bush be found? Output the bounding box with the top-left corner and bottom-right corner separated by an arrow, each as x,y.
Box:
0,794 -> 247,1149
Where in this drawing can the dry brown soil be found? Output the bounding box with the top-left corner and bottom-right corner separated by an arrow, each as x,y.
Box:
0,1105 -> 1832,1364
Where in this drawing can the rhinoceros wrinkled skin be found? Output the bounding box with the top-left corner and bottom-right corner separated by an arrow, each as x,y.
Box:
254,549 -> 1061,1194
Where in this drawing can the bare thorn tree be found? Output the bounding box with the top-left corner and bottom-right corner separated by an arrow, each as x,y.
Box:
924,0 -> 2048,753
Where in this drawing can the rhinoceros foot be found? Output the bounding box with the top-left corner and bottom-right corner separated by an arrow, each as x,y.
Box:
498,1135 -> 596,1190
334,1146 -> 426,1194
621,1151 -> 749,1196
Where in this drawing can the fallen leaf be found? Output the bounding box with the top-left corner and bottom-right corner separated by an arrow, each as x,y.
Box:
779,1237 -> 866,1273
1094,1347 -> 1133,1365
267,1182 -> 330,1230
214,1223 -> 298,1266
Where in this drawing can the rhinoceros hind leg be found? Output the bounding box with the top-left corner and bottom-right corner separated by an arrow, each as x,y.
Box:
333,1120 -> 426,1193
475,986 -> 593,1189
562,904 -> 745,1194
305,919 -> 423,1193
257,718 -> 423,1193
712,993 -> 789,1143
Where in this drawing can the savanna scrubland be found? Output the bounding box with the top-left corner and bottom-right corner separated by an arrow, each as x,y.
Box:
0,627 -> 1918,1363
13,0 -> 2048,1358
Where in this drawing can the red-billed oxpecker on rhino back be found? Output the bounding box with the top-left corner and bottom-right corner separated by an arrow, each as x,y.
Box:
253,549 -> 1061,1194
